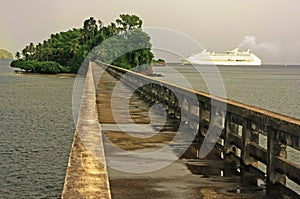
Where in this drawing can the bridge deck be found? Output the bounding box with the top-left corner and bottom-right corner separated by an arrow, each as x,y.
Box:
62,62 -> 298,198
94,63 -> 295,199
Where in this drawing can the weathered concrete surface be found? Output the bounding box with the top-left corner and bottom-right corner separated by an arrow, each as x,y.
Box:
62,61 -> 297,199
62,63 -> 111,199
96,64 -> 179,151
95,63 -> 296,199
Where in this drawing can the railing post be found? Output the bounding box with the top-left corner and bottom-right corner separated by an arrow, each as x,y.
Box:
206,106 -> 223,144
197,102 -> 205,139
151,83 -> 155,103
224,113 -> 239,155
267,127 -> 287,185
241,119 -> 257,166
159,85 -> 164,104
187,99 -> 192,127
163,88 -> 169,111
167,91 -> 174,116
181,97 -> 188,125
174,93 -> 180,119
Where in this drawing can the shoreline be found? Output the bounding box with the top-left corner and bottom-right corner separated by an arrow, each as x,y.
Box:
13,70 -> 76,77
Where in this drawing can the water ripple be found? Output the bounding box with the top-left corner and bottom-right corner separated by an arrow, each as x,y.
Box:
0,60 -> 75,198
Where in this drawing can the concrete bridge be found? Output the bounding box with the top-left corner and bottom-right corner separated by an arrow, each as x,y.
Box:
62,62 -> 300,198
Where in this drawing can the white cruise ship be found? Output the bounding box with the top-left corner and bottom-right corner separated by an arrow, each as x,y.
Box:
180,48 -> 261,66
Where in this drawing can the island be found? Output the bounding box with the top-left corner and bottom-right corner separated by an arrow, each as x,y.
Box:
0,49 -> 13,59
11,14 -> 156,74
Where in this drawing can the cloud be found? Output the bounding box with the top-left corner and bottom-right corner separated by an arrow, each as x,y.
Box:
238,35 -> 280,55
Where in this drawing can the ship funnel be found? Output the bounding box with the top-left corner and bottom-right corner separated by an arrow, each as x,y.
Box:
227,48 -> 239,54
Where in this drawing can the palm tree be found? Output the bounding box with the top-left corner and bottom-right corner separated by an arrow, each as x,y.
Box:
118,14 -> 143,31
44,48 -> 52,61
15,52 -> 21,60
42,41 -> 52,61
116,18 -> 128,34
34,43 -> 43,61
69,43 -> 80,58
107,23 -> 119,36
83,17 -> 98,40
98,20 -> 103,30
22,46 -> 29,60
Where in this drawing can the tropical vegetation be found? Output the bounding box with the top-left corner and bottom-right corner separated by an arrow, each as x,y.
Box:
11,14 -> 154,74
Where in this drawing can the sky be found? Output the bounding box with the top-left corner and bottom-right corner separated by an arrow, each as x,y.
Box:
1,0 -> 300,64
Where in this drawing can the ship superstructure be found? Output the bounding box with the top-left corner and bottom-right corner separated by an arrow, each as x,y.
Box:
180,48 -> 261,65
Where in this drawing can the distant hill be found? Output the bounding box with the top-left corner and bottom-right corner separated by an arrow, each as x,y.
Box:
0,49 -> 13,59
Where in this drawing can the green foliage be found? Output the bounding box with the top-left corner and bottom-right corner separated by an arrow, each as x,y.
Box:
10,60 -> 66,74
0,49 -> 13,59
116,14 -> 142,32
39,61 -> 61,74
92,28 -> 153,70
10,60 -> 23,68
17,14 -> 154,74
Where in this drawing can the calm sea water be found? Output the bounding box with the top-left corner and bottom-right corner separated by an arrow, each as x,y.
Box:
154,63 -> 300,119
0,60 -> 75,198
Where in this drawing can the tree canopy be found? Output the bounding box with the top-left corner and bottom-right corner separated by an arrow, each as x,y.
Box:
12,14 -> 154,74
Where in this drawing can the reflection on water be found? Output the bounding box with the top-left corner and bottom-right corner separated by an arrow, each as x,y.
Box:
183,144 -> 295,198
0,60 -> 75,198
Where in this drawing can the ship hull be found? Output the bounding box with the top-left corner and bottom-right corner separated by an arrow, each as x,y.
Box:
180,59 -> 261,66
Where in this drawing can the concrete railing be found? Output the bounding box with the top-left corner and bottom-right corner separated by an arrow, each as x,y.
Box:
62,62 -> 111,198
97,61 -> 300,195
